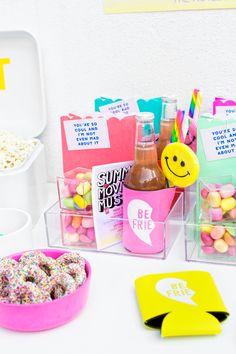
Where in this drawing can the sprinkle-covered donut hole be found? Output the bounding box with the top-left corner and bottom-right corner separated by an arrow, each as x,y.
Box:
37,256 -> 60,276
17,265 -> 48,285
56,253 -> 85,268
0,265 -> 18,298
62,263 -> 86,287
13,283 -> 45,304
49,273 -> 76,300
19,251 -> 60,276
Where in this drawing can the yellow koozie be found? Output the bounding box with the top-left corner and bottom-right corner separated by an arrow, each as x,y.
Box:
135,271 -> 229,337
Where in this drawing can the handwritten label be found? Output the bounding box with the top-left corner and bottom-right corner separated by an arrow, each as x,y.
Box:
200,123 -> 236,161
156,278 -> 196,306
99,98 -> 139,118
0,58 -> 10,90
64,118 -> 110,151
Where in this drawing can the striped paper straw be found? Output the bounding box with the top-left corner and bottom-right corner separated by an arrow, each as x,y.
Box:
189,89 -> 202,120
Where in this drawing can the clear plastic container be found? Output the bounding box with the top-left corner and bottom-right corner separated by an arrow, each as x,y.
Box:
57,167 -> 92,212
45,192 -> 184,260
185,203 -> 236,266
198,175 -> 236,222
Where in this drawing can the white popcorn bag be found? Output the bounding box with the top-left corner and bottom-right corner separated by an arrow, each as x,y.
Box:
0,31 -> 47,225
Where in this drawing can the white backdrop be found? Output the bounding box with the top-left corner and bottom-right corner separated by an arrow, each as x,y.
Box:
0,0 -> 236,181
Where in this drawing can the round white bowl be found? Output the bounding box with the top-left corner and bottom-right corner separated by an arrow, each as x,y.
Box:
0,208 -> 32,256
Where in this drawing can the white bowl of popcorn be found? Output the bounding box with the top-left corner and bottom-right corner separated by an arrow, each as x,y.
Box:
0,131 -> 40,171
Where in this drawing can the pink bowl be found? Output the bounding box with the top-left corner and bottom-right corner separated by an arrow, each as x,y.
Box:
0,249 -> 91,332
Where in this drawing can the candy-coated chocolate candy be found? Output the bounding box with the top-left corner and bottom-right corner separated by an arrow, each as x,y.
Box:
219,183 -> 235,199
210,226 -> 225,240
210,207 -> 223,222
200,188 -> 209,199
215,183 -> 223,190
62,184 -> 71,198
201,246 -> 215,255
226,225 -> 236,236
221,208 -> 228,216
76,173 -> 85,181
69,180 -> 77,194
64,215 -> 73,228
78,225 -> 87,235
66,225 -> 77,233
63,197 -> 75,209
221,197 -> 236,212
200,225 -> 213,234
65,232 -> 80,243
223,232 -> 236,246
84,190 -> 92,205
82,217 -> 94,228
76,181 -> 91,196
228,246 -> 236,256
84,171 -> 92,181
214,239 -> 228,253
207,191 -> 221,208
79,234 -> 92,244
201,232 -> 214,246
87,227 -> 95,241
72,216 -> 82,229
73,194 -> 88,209
228,207 -> 236,219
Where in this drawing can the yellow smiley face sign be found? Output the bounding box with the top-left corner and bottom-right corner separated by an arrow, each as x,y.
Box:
161,143 -> 200,188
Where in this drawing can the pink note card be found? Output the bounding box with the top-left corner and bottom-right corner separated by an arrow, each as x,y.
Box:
61,113 -> 136,172
213,97 -> 236,116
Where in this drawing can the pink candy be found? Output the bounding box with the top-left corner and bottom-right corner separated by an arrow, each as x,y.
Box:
201,225 -> 236,256
200,232 -> 214,246
201,188 -> 209,199
63,215 -> 96,247
228,246 -> 236,256
201,246 -> 215,255
210,207 -> 223,222
210,226 -> 225,240
219,183 -> 235,198
201,182 -> 236,222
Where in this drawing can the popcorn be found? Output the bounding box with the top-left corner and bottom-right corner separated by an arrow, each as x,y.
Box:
0,131 -> 39,171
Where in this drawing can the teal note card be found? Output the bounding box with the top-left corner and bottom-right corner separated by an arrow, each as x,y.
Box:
94,97 -> 162,134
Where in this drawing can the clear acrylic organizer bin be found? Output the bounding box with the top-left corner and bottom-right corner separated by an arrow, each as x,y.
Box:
198,175 -> 236,222
57,167 -> 92,212
44,192 -> 184,260
185,203 -> 236,266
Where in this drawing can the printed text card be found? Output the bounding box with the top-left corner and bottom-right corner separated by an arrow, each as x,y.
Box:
104,0 -> 236,13
200,123 -> 236,161
64,118 -> 110,151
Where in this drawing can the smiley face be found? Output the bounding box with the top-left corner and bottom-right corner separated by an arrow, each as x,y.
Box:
161,142 -> 200,187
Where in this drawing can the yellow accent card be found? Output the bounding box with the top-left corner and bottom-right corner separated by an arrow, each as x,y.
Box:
135,271 -> 229,337
104,0 -> 236,14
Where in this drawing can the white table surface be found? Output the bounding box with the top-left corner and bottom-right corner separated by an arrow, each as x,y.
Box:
1,183 -> 236,354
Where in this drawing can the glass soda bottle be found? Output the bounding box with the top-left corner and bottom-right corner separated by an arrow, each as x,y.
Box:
124,112 -> 166,191
156,97 -> 177,159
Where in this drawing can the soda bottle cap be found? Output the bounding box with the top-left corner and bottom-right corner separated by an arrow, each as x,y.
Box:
136,112 -> 154,122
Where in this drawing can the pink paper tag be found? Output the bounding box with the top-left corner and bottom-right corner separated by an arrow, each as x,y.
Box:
60,114 -> 136,172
